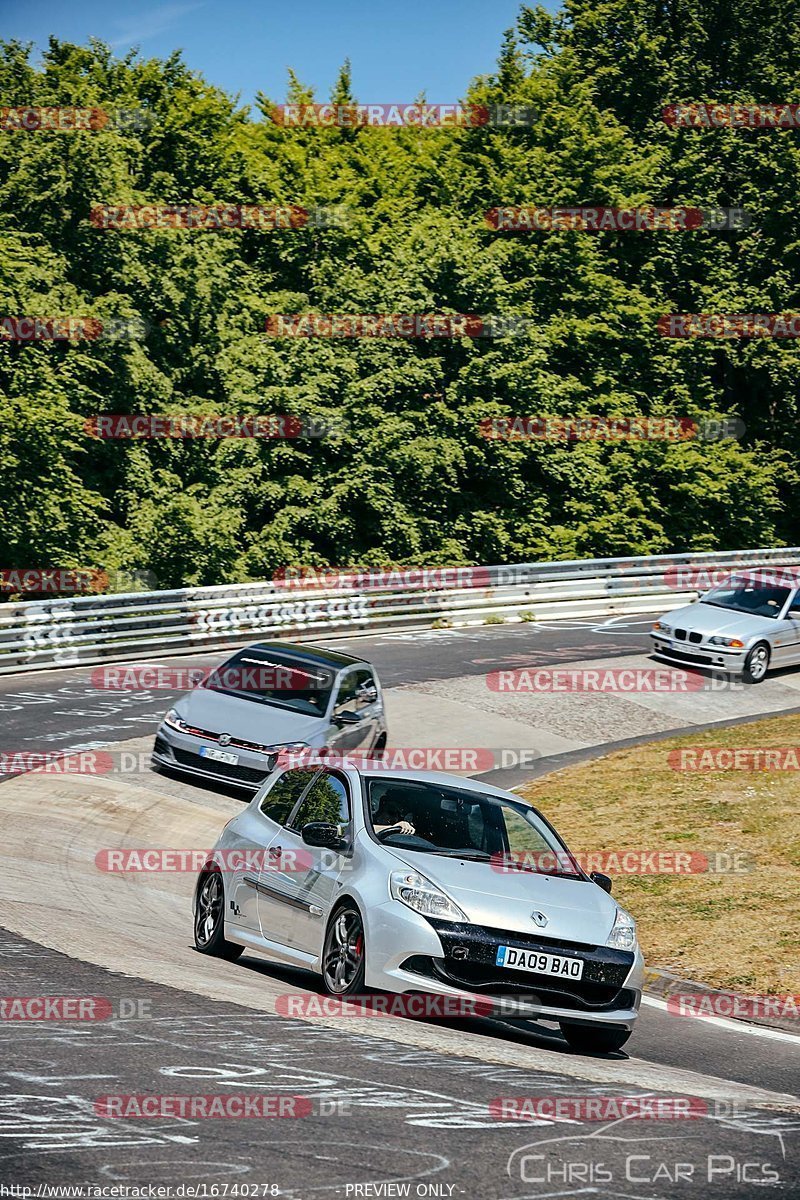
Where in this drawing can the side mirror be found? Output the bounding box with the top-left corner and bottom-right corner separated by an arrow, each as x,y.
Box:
590,871 -> 613,894
332,710 -> 361,727
357,682 -> 378,704
301,821 -> 345,850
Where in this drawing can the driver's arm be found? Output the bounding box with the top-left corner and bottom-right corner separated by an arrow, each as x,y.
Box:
374,819 -> 415,835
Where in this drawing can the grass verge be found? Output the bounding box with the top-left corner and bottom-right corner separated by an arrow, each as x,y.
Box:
517,714 -> 800,994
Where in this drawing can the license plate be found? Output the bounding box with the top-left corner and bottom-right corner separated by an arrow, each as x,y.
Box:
200,746 -> 239,766
496,945 -> 584,980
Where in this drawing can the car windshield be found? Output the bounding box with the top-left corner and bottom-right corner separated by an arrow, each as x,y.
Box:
366,778 -> 581,877
702,578 -> 791,620
203,649 -> 335,716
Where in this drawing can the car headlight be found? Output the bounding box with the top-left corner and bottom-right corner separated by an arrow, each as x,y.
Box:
652,622 -> 670,634
606,906 -> 637,951
163,708 -> 190,732
390,870 -> 468,922
708,636 -> 744,648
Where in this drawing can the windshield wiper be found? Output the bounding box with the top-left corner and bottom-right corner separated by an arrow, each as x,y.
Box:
428,849 -> 492,861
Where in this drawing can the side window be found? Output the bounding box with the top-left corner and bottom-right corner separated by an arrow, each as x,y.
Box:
335,668 -> 375,712
289,771 -> 350,831
259,769 -> 318,825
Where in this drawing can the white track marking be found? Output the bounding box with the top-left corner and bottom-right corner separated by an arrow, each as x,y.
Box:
641,995 -> 800,1044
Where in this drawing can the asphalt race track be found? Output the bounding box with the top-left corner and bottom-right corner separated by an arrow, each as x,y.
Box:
1,615 -> 799,1197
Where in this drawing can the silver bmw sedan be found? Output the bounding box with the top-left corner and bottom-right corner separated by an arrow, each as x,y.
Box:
651,572 -> 800,682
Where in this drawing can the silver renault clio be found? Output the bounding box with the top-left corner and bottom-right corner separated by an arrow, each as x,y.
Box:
192,765 -> 643,1054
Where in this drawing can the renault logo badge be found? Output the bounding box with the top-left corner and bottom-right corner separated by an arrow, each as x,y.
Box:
531,911 -> 548,927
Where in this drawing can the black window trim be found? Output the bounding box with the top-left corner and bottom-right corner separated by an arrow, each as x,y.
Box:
286,766 -> 354,835
332,665 -> 376,713
258,766 -> 323,828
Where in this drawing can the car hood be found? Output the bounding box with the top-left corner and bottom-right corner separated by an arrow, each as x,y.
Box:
659,602 -> 775,639
388,848 -> 618,945
172,687 -> 323,744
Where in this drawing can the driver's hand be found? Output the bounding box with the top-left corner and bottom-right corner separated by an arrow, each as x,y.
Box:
394,820 -> 415,835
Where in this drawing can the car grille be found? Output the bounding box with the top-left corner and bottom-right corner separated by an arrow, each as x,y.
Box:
417,920 -> 635,1012
401,956 -> 635,1012
658,647 -> 714,665
171,748 -> 268,786
674,629 -> 704,645
175,722 -> 272,754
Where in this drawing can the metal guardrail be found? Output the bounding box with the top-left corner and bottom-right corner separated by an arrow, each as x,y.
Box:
1,548 -> 798,674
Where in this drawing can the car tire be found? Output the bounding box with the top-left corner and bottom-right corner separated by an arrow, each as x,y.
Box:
559,1022 -> 631,1054
193,869 -> 244,961
742,642 -> 770,684
322,903 -> 366,995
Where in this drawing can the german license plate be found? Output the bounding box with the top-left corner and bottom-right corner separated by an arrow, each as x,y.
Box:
200,746 -> 239,766
496,945 -> 584,979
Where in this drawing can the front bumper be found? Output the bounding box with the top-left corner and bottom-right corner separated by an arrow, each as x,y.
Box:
366,902 -> 642,1028
649,632 -> 746,673
152,725 -> 274,791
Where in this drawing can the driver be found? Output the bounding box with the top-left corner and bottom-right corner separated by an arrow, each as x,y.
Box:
372,790 -> 416,836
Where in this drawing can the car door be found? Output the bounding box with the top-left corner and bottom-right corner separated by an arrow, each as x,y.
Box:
232,767 -> 318,945
772,588 -> 800,665
257,769 -> 352,953
325,667 -> 380,756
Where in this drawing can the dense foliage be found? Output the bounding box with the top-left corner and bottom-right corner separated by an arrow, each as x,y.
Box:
1,1 -> 799,589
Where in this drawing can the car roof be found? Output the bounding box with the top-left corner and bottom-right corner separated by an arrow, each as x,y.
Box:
246,640 -> 367,669
356,768 -> 528,803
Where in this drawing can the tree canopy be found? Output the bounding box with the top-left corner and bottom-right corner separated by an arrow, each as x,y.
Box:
1,2 -> 798,590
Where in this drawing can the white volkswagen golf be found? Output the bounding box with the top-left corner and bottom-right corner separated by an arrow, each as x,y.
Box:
193,764 -> 643,1054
